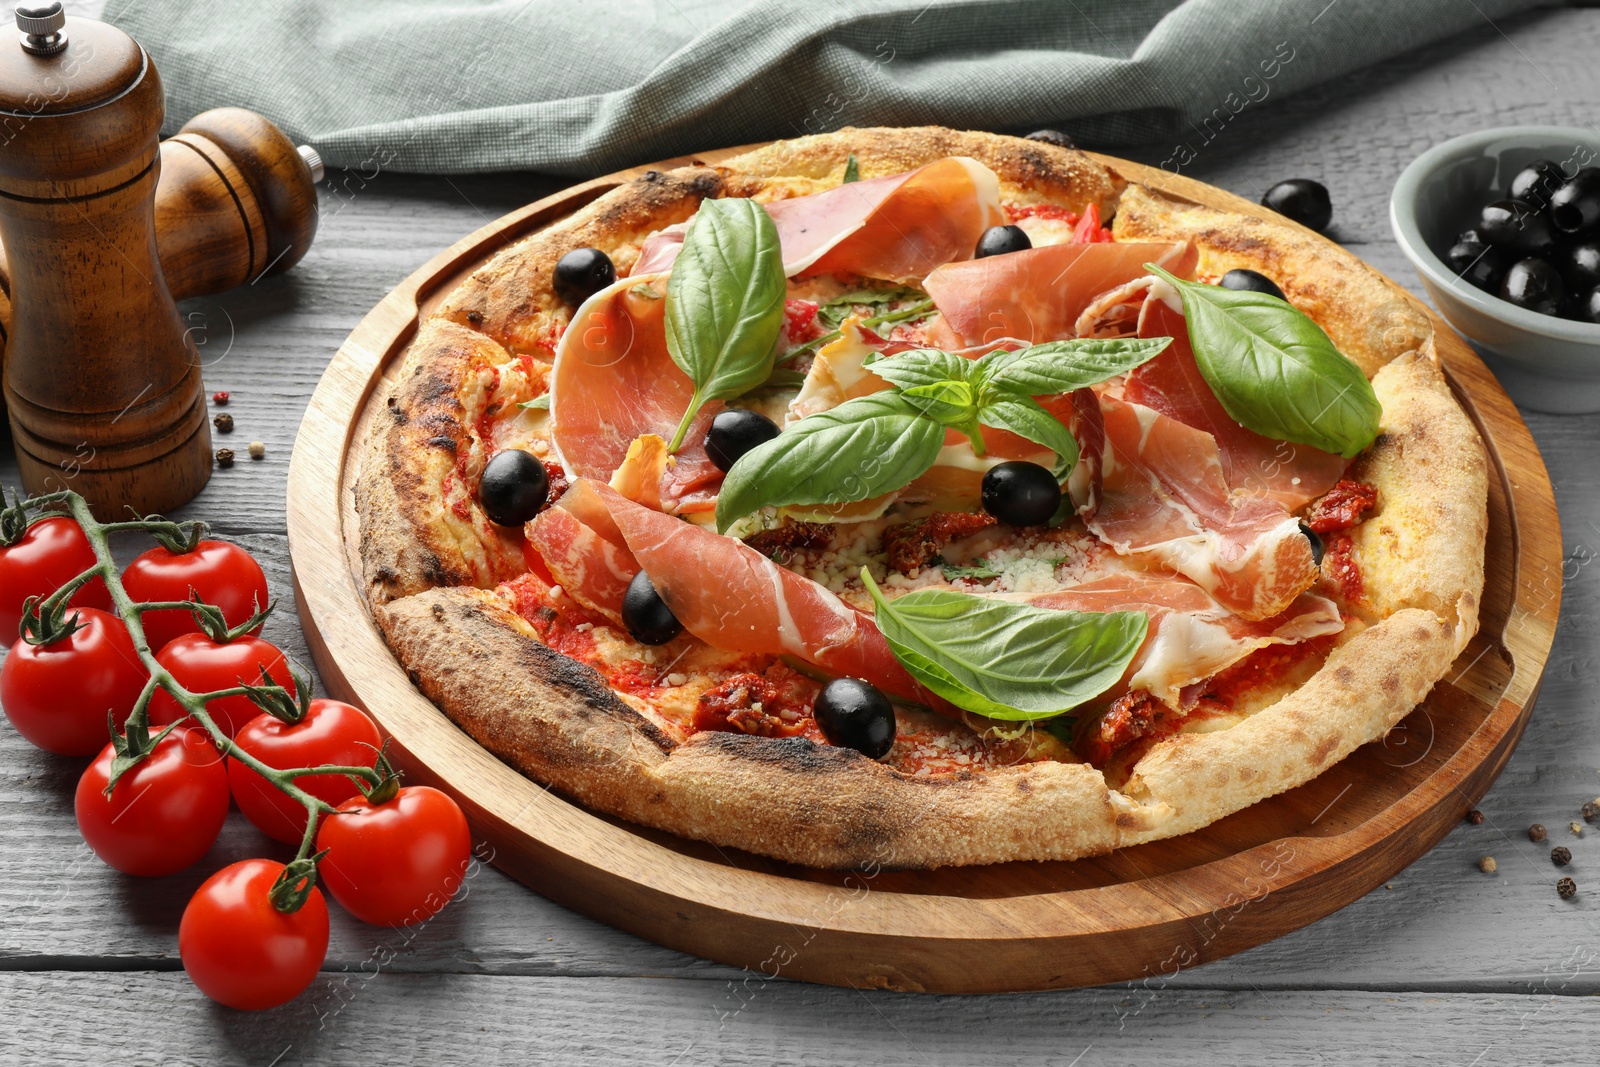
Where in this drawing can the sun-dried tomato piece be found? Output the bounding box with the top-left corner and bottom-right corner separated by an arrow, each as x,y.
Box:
1304,479 -> 1377,534
743,521 -> 834,560
1077,690 -> 1161,768
693,672 -> 809,738
883,512 -> 997,575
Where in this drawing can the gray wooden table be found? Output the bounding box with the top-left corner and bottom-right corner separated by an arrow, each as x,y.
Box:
6,6 -> 1600,1065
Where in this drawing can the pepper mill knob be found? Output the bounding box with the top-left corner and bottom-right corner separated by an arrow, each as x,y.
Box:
15,3 -> 66,56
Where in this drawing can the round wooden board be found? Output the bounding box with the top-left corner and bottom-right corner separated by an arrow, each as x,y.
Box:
288,145 -> 1561,994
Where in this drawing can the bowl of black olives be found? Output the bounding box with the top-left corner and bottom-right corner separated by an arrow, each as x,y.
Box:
1391,126 -> 1600,413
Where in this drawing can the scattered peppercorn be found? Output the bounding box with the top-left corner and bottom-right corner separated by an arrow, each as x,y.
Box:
1477,855 -> 1497,873
215,448 -> 235,469
1583,800 -> 1600,824
1467,809 -> 1485,825
211,391 -> 230,405
1530,823 -> 1548,842
247,440 -> 265,460
1552,846 -> 1573,867
1558,877 -> 1578,901
466,310 -> 483,325
213,413 -> 233,434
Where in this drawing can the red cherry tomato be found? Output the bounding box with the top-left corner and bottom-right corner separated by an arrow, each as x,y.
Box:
121,540 -> 268,653
75,725 -> 228,876
0,516 -> 111,647
1,607 -> 147,755
146,633 -> 294,739
317,785 -> 472,926
180,859 -> 329,1010
229,699 -> 382,844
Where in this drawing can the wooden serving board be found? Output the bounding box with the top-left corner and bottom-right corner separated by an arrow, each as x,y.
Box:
287,147 -> 1561,994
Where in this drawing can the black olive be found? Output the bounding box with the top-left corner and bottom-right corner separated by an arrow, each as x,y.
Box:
812,678 -> 895,759
621,571 -> 682,645
975,224 -> 1032,259
1260,179 -> 1332,233
1560,240 -> 1600,292
1506,158 -> 1568,207
1550,168 -> 1600,235
1570,285 -> 1600,324
1478,199 -> 1557,254
552,247 -> 616,306
478,449 -> 549,527
981,461 -> 1061,527
1025,129 -> 1076,149
1219,268 -> 1286,301
1457,244 -> 1511,293
1298,521 -> 1325,567
704,408 -> 781,472
1499,257 -> 1566,316
1445,231 -> 1488,274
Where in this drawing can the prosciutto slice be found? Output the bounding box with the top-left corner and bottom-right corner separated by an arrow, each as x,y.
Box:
1086,397 -> 1319,621
526,500 -> 639,627
1023,572 -> 1342,707
923,241 -> 1197,348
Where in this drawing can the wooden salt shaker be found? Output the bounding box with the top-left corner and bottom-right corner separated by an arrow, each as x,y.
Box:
0,4 -> 213,513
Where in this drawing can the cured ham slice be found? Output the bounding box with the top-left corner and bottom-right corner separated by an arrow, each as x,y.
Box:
1124,291 -> 1346,510
525,503 -> 638,627
547,274 -> 723,513
923,241 -> 1197,349
1086,397 -> 1318,621
632,222 -> 687,275
1024,572 -> 1342,707
763,156 -> 1004,282
587,481 -> 926,702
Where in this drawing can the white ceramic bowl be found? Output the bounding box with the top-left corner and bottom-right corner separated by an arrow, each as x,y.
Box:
1390,125 -> 1600,414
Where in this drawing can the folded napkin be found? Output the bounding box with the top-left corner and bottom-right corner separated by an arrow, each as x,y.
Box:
105,0 -> 1553,175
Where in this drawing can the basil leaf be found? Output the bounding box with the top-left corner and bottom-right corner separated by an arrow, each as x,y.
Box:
975,395 -> 1079,476
817,285 -> 925,330
715,393 -> 946,532
901,380 -> 977,426
755,367 -> 808,391
664,199 -> 787,451
518,395 -> 551,411
980,337 -> 1172,395
843,153 -> 860,183
862,570 -> 1148,721
865,348 -> 973,391
941,562 -> 1002,581
1146,264 -> 1381,459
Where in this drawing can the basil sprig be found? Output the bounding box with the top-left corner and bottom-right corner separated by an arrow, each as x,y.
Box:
1145,264 -> 1381,459
664,199 -> 787,452
713,336 -> 1169,531
862,570 -> 1147,721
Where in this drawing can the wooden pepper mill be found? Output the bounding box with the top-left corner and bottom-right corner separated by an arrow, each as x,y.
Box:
0,5 -> 321,514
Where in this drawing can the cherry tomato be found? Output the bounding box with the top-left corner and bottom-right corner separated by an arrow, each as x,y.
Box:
317,785 -> 472,926
0,516 -> 110,647
75,725 -> 228,876
121,540 -> 268,653
180,859 -> 329,1010
146,632 -> 294,738
1,607 -> 147,755
229,699 -> 382,844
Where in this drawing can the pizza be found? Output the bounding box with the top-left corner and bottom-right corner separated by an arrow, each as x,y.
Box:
355,127 -> 1487,869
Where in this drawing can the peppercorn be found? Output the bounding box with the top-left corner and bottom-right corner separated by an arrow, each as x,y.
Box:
247,441 -> 266,460
1558,877 -> 1578,901
1467,809 -> 1485,825
1530,823 -> 1548,842
466,310 -> 483,325
1477,855 -> 1497,873
215,448 -> 235,469
213,412 -> 233,434
1583,800 -> 1600,824
211,390 -> 230,405
1552,846 -> 1573,867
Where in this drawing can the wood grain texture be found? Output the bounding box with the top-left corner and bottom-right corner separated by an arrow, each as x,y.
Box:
3,1 -> 1600,1060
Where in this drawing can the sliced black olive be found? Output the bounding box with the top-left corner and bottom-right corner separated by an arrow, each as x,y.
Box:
1570,285 -> 1600,324
1260,179 -> 1332,233
1506,158 -> 1568,207
478,449 -> 549,527
553,247 -> 617,306
1550,168 -> 1600,235
621,571 -> 682,645
981,461 -> 1061,527
1478,199 -> 1557,254
1299,521 -> 1325,567
1025,129 -> 1076,149
1219,268 -> 1286,301
975,224 -> 1032,259
813,678 -> 895,759
1560,240 -> 1600,292
704,408 -> 781,472
1499,257 -> 1566,316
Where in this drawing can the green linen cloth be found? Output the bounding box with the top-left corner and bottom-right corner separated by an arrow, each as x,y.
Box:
104,0 -> 1553,176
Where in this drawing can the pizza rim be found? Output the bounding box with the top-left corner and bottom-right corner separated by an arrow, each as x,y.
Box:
354,126 -> 1488,870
